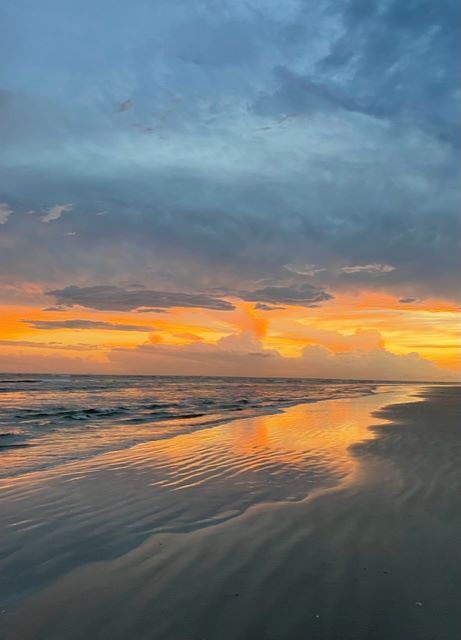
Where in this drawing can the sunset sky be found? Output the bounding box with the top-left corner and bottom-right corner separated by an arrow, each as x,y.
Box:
0,0 -> 459,380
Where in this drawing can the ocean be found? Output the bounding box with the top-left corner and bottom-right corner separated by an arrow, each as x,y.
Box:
0,373 -> 382,478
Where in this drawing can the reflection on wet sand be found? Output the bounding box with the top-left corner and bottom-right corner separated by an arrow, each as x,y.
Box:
1,387 -> 417,606
145,386 -> 421,497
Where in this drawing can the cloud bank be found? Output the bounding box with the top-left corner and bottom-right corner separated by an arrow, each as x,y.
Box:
108,332 -> 454,381
0,0 -> 458,303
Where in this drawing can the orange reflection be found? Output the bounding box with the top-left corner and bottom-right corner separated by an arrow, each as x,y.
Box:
135,386 -> 420,491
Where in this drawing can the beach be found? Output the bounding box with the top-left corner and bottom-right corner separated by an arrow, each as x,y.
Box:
1,382 -> 460,640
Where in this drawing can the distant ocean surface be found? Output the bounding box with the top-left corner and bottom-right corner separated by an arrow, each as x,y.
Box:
0,374 -> 386,477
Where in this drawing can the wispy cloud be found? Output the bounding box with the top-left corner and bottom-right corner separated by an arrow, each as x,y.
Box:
0,339 -> 98,351
340,264 -> 396,275
40,204 -> 73,223
0,203 -> 12,224
23,319 -> 155,332
284,264 -> 326,276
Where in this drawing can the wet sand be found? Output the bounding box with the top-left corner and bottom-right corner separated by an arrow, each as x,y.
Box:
1,385 -> 460,639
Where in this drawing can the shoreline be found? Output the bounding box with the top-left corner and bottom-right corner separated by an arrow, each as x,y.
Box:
1,384 -> 460,639
0,381 -> 427,480
0,382 -> 417,489
2,371 -> 456,382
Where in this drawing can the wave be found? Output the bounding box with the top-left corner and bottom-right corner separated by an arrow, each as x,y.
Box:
0,375 -> 392,478
0,443 -> 33,449
14,406 -> 130,420
11,396 -> 291,424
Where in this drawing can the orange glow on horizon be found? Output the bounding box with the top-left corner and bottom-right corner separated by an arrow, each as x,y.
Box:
0,290 -> 459,377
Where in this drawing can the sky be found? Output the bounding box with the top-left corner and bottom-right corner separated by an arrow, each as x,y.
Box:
0,0 -> 459,380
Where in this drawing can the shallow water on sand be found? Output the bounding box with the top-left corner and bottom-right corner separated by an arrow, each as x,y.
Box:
1,384 -> 460,639
0,374 -> 380,477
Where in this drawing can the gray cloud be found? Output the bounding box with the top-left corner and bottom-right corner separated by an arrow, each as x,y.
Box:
0,0 -> 459,305
252,67 -> 357,120
48,285 -> 235,312
46,284 -> 333,312
319,0 -> 460,143
240,284 -> 333,307
24,319 -> 155,332
116,99 -> 133,113
398,297 -> 419,304
254,303 -> 286,311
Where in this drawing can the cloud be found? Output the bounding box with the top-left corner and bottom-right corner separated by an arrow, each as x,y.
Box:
0,339 -> 98,351
276,325 -> 385,354
108,332 -> 455,381
252,67 -> 357,120
399,297 -> 419,304
340,264 -> 396,275
41,282 -> 332,320
23,319 -> 155,332
0,203 -> 12,224
0,350 -> 108,374
318,0 -> 459,143
254,303 -> 286,311
40,204 -> 73,223
240,284 -> 333,307
48,285 -> 235,312
284,264 -> 326,277
0,0 -> 459,307
115,99 -> 133,113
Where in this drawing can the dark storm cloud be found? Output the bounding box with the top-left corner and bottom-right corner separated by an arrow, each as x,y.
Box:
251,67 -> 358,119
256,0 -> 460,145
24,319 -> 155,332
0,0 -> 459,302
240,284 -> 333,307
48,286 -> 235,312
318,0 -> 460,144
